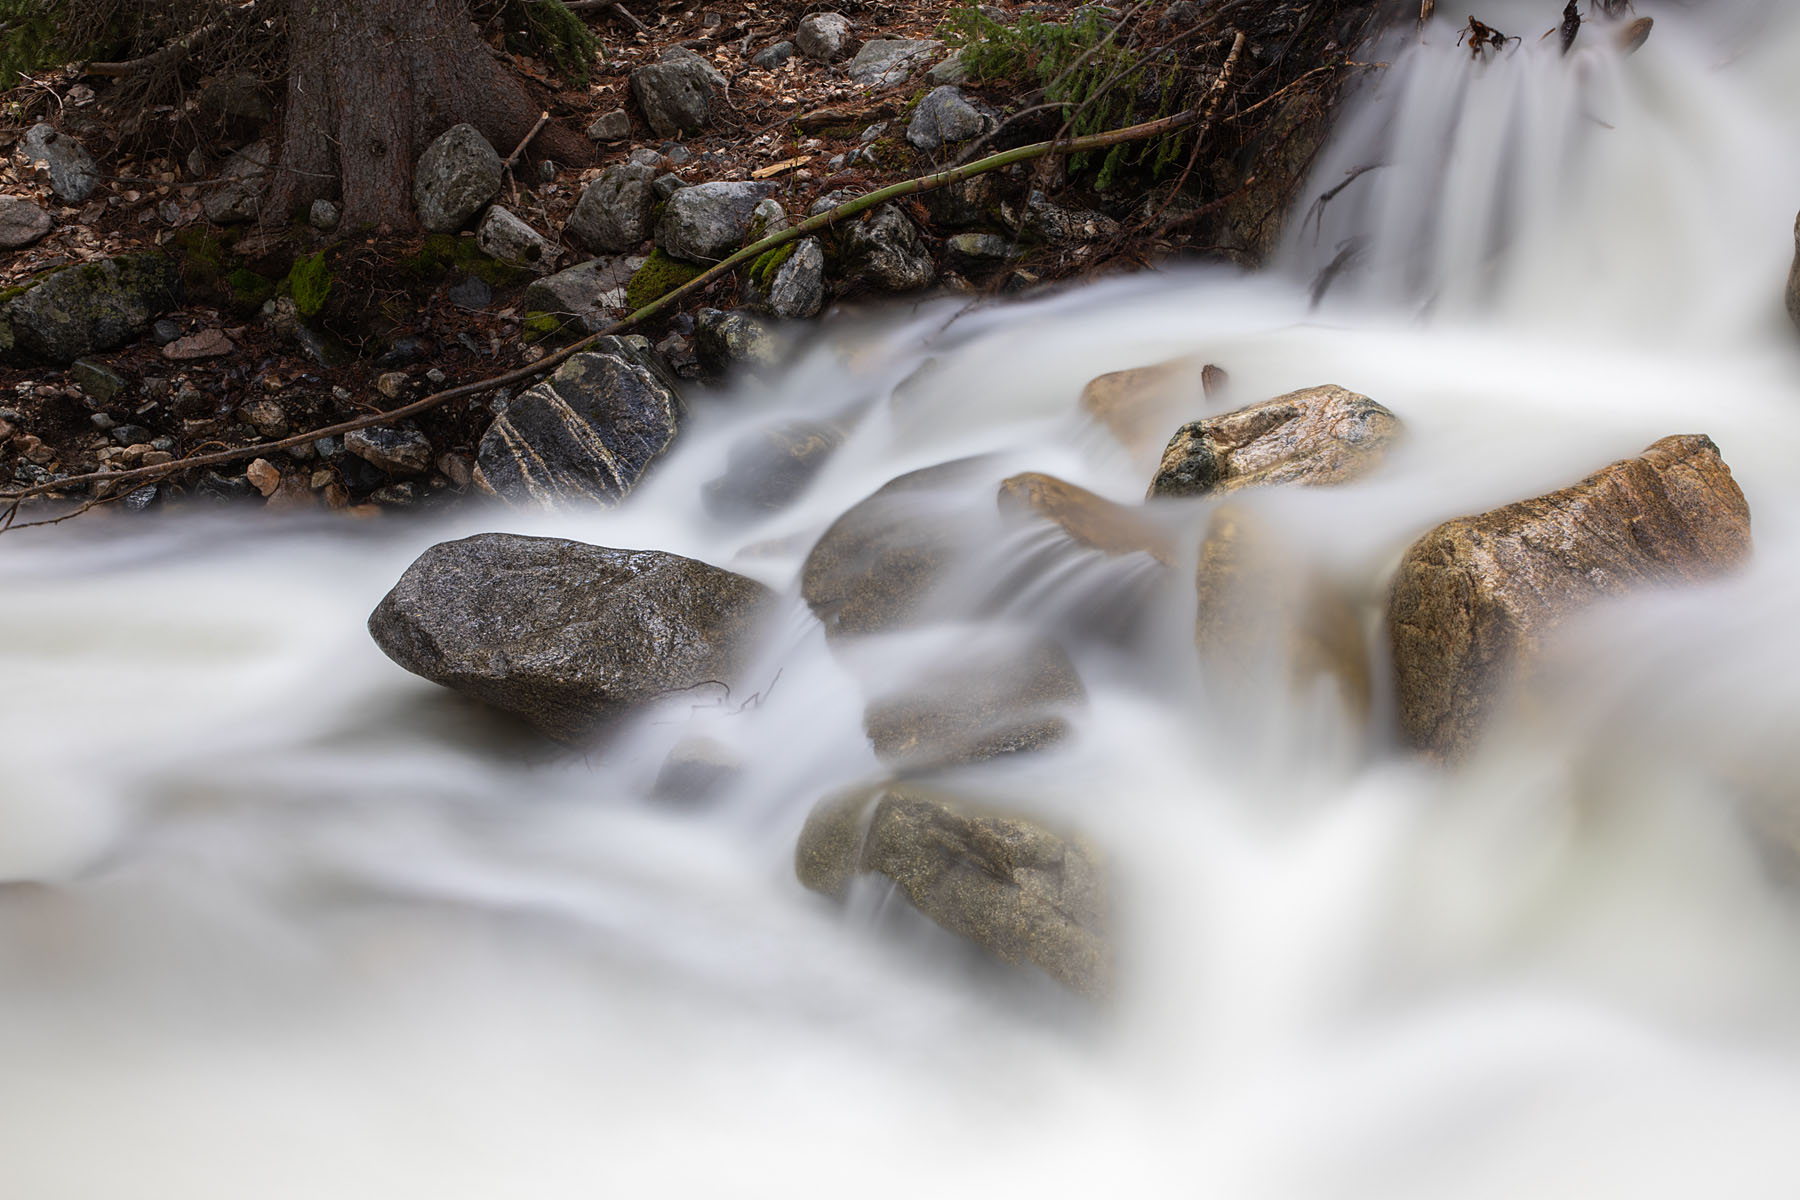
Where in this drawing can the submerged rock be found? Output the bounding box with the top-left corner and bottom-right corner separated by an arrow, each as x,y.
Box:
796,783 -> 1110,997
1079,355 -> 1209,465
801,458 -> 993,638
474,343 -> 681,507
863,637 -> 1086,768
3,254 -> 182,364
369,533 -> 774,743
997,472 -> 1173,563
704,418 -> 844,515
1389,435 -> 1752,759
1147,385 -> 1400,498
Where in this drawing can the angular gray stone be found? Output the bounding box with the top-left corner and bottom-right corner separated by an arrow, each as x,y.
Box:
20,124 -> 99,203
633,48 -> 724,138
586,109 -> 632,142
1011,189 -> 1121,242
652,172 -> 686,202
475,346 -> 682,507
345,427 -> 433,475
704,417 -> 844,516
2,254 -> 182,364
748,197 -> 788,240
796,783 -> 1110,998
657,181 -> 779,263
796,12 -> 855,61
743,237 -> 826,319
523,256 -> 635,319
0,197 -> 52,248
1148,385 -> 1401,499
567,161 -> 659,254
846,38 -> 942,87
906,86 -> 991,151
751,41 -> 795,69
840,203 -> 935,291
201,141 -> 271,225
308,199 -> 341,230
368,533 -> 775,743
926,49 -> 971,86
694,308 -> 782,376
413,124 -> 504,234
475,206 -> 559,274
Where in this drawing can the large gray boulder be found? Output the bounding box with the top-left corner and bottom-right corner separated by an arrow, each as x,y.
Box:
2,254 -> 181,364
413,124 -> 504,234
1146,385 -> 1401,499
20,124 -> 99,203
1390,434 -> 1752,759
742,236 -> 827,319
632,48 -> 724,138
0,198 -> 52,248
797,783 -> 1110,998
474,341 -> 682,507
839,203 -> 934,292
369,533 -> 775,743
846,38 -> 942,87
657,181 -> 779,263
566,162 -> 659,254
796,12 -> 856,61
906,86 -> 992,152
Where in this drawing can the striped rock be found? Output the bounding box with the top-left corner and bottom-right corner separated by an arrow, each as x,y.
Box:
474,343 -> 682,508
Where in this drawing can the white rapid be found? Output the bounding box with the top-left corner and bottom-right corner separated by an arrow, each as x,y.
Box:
9,4 -> 1800,1195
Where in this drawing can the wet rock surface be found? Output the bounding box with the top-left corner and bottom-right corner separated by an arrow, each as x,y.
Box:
801,459 -> 993,639
693,308 -> 782,375
796,783 -> 1110,998
1147,385 -> 1401,498
369,533 -> 775,743
862,636 -> 1086,768
474,344 -> 682,507
1389,435 -> 1753,759
705,418 -> 844,515
997,472 -> 1173,563
1079,356 -> 1209,464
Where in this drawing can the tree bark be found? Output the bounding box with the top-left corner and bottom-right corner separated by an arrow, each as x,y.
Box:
267,0 -> 592,233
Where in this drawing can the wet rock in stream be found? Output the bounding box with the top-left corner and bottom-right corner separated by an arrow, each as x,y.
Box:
368,533 -> 775,743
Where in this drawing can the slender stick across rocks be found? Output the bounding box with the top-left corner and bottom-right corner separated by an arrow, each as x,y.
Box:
0,50 -> 1246,527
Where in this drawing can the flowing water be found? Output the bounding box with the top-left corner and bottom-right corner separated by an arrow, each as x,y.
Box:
9,3 -> 1800,1194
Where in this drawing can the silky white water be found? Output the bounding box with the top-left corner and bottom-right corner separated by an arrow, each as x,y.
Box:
8,4 -> 1800,1195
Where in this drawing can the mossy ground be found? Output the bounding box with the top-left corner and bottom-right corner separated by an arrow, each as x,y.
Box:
625,249 -> 708,311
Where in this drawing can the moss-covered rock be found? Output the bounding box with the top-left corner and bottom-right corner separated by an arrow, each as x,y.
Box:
3,253 -> 182,364
624,247 -> 707,311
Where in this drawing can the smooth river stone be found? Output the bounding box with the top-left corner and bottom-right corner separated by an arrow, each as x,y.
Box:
1147,384 -> 1401,498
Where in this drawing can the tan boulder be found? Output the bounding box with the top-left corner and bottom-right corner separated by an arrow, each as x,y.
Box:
1078,356 -> 1208,463
796,783 -> 1111,997
1389,435 -> 1752,759
997,472 -> 1174,564
1147,384 -> 1401,499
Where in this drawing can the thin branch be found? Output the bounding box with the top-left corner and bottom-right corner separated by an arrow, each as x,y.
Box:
0,85 -> 1248,519
83,1 -> 257,77
1144,30 -> 1246,228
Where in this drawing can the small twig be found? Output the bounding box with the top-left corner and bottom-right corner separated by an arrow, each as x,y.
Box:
1145,30 -> 1245,228
0,99 -> 1244,521
504,112 -> 552,174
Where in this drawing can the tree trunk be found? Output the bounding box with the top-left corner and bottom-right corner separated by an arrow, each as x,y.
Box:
268,0 -> 593,233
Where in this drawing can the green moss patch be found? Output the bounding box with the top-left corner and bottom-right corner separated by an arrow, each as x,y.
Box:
287,251 -> 332,318
625,249 -> 707,312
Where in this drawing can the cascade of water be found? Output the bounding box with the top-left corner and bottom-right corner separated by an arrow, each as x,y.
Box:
7,3 -> 1800,1196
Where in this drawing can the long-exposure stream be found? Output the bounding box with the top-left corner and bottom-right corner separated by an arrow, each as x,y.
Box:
8,2 -> 1800,1194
